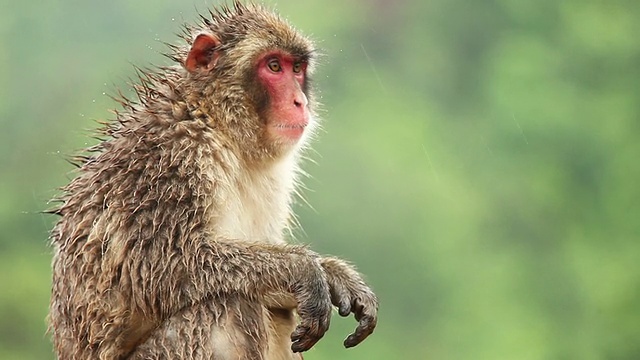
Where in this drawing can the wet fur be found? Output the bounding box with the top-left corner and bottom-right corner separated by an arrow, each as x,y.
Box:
49,3 -> 377,359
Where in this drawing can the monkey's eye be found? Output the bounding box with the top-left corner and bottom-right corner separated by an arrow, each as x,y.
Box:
267,59 -> 282,72
292,62 -> 303,73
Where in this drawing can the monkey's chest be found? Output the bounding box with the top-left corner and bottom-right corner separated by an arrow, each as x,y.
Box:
215,179 -> 292,243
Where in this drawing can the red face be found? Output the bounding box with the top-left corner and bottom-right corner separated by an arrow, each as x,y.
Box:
256,52 -> 309,143
184,33 -> 312,151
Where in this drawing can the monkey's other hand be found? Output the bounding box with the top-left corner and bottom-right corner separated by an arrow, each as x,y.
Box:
321,257 -> 379,348
290,258 -> 332,353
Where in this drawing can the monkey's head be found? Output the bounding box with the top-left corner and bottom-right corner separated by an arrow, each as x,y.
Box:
180,2 -> 317,162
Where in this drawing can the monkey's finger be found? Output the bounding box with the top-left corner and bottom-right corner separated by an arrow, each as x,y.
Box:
343,315 -> 376,348
290,324 -> 308,342
338,298 -> 351,317
291,325 -> 323,353
352,299 -> 365,321
291,337 -> 317,353
329,282 -> 351,316
290,327 -> 311,352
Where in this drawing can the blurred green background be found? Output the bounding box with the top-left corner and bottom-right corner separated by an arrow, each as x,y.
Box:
2,0 -> 639,359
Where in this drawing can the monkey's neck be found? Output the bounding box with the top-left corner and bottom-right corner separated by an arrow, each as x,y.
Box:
213,152 -> 300,244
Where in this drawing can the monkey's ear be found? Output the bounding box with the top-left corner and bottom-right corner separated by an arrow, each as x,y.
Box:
185,33 -> 221,73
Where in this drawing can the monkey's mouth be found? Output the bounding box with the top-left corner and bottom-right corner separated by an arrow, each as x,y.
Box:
270,123 -> 307,140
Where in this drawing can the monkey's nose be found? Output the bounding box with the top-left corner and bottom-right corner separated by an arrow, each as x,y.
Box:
293,93 -> 308,108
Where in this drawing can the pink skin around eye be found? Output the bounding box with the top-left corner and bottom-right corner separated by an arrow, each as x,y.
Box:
257,52 -> 309,142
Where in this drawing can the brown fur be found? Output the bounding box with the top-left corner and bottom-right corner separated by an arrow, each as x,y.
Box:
48,3 -> 377,359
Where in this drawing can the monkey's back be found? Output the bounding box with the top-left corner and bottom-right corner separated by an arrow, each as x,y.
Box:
49,105 -> 227,358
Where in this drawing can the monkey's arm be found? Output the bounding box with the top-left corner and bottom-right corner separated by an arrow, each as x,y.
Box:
320,257 -> 379,347
132,238 -> 332,353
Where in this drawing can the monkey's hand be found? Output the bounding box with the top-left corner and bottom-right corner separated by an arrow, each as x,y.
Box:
290,256 -> 333,353
320,257 -> 378,348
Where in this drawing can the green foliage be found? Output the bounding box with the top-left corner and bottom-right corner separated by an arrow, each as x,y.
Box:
2,0 -> 639,358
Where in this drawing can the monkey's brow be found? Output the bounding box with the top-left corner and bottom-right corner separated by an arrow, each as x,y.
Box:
294,49 -> 317,62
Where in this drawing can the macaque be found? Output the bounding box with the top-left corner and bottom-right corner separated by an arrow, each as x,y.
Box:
48,2 -> 378,359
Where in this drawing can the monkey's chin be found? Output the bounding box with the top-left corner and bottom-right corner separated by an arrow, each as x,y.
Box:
269,124 -> 306,143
